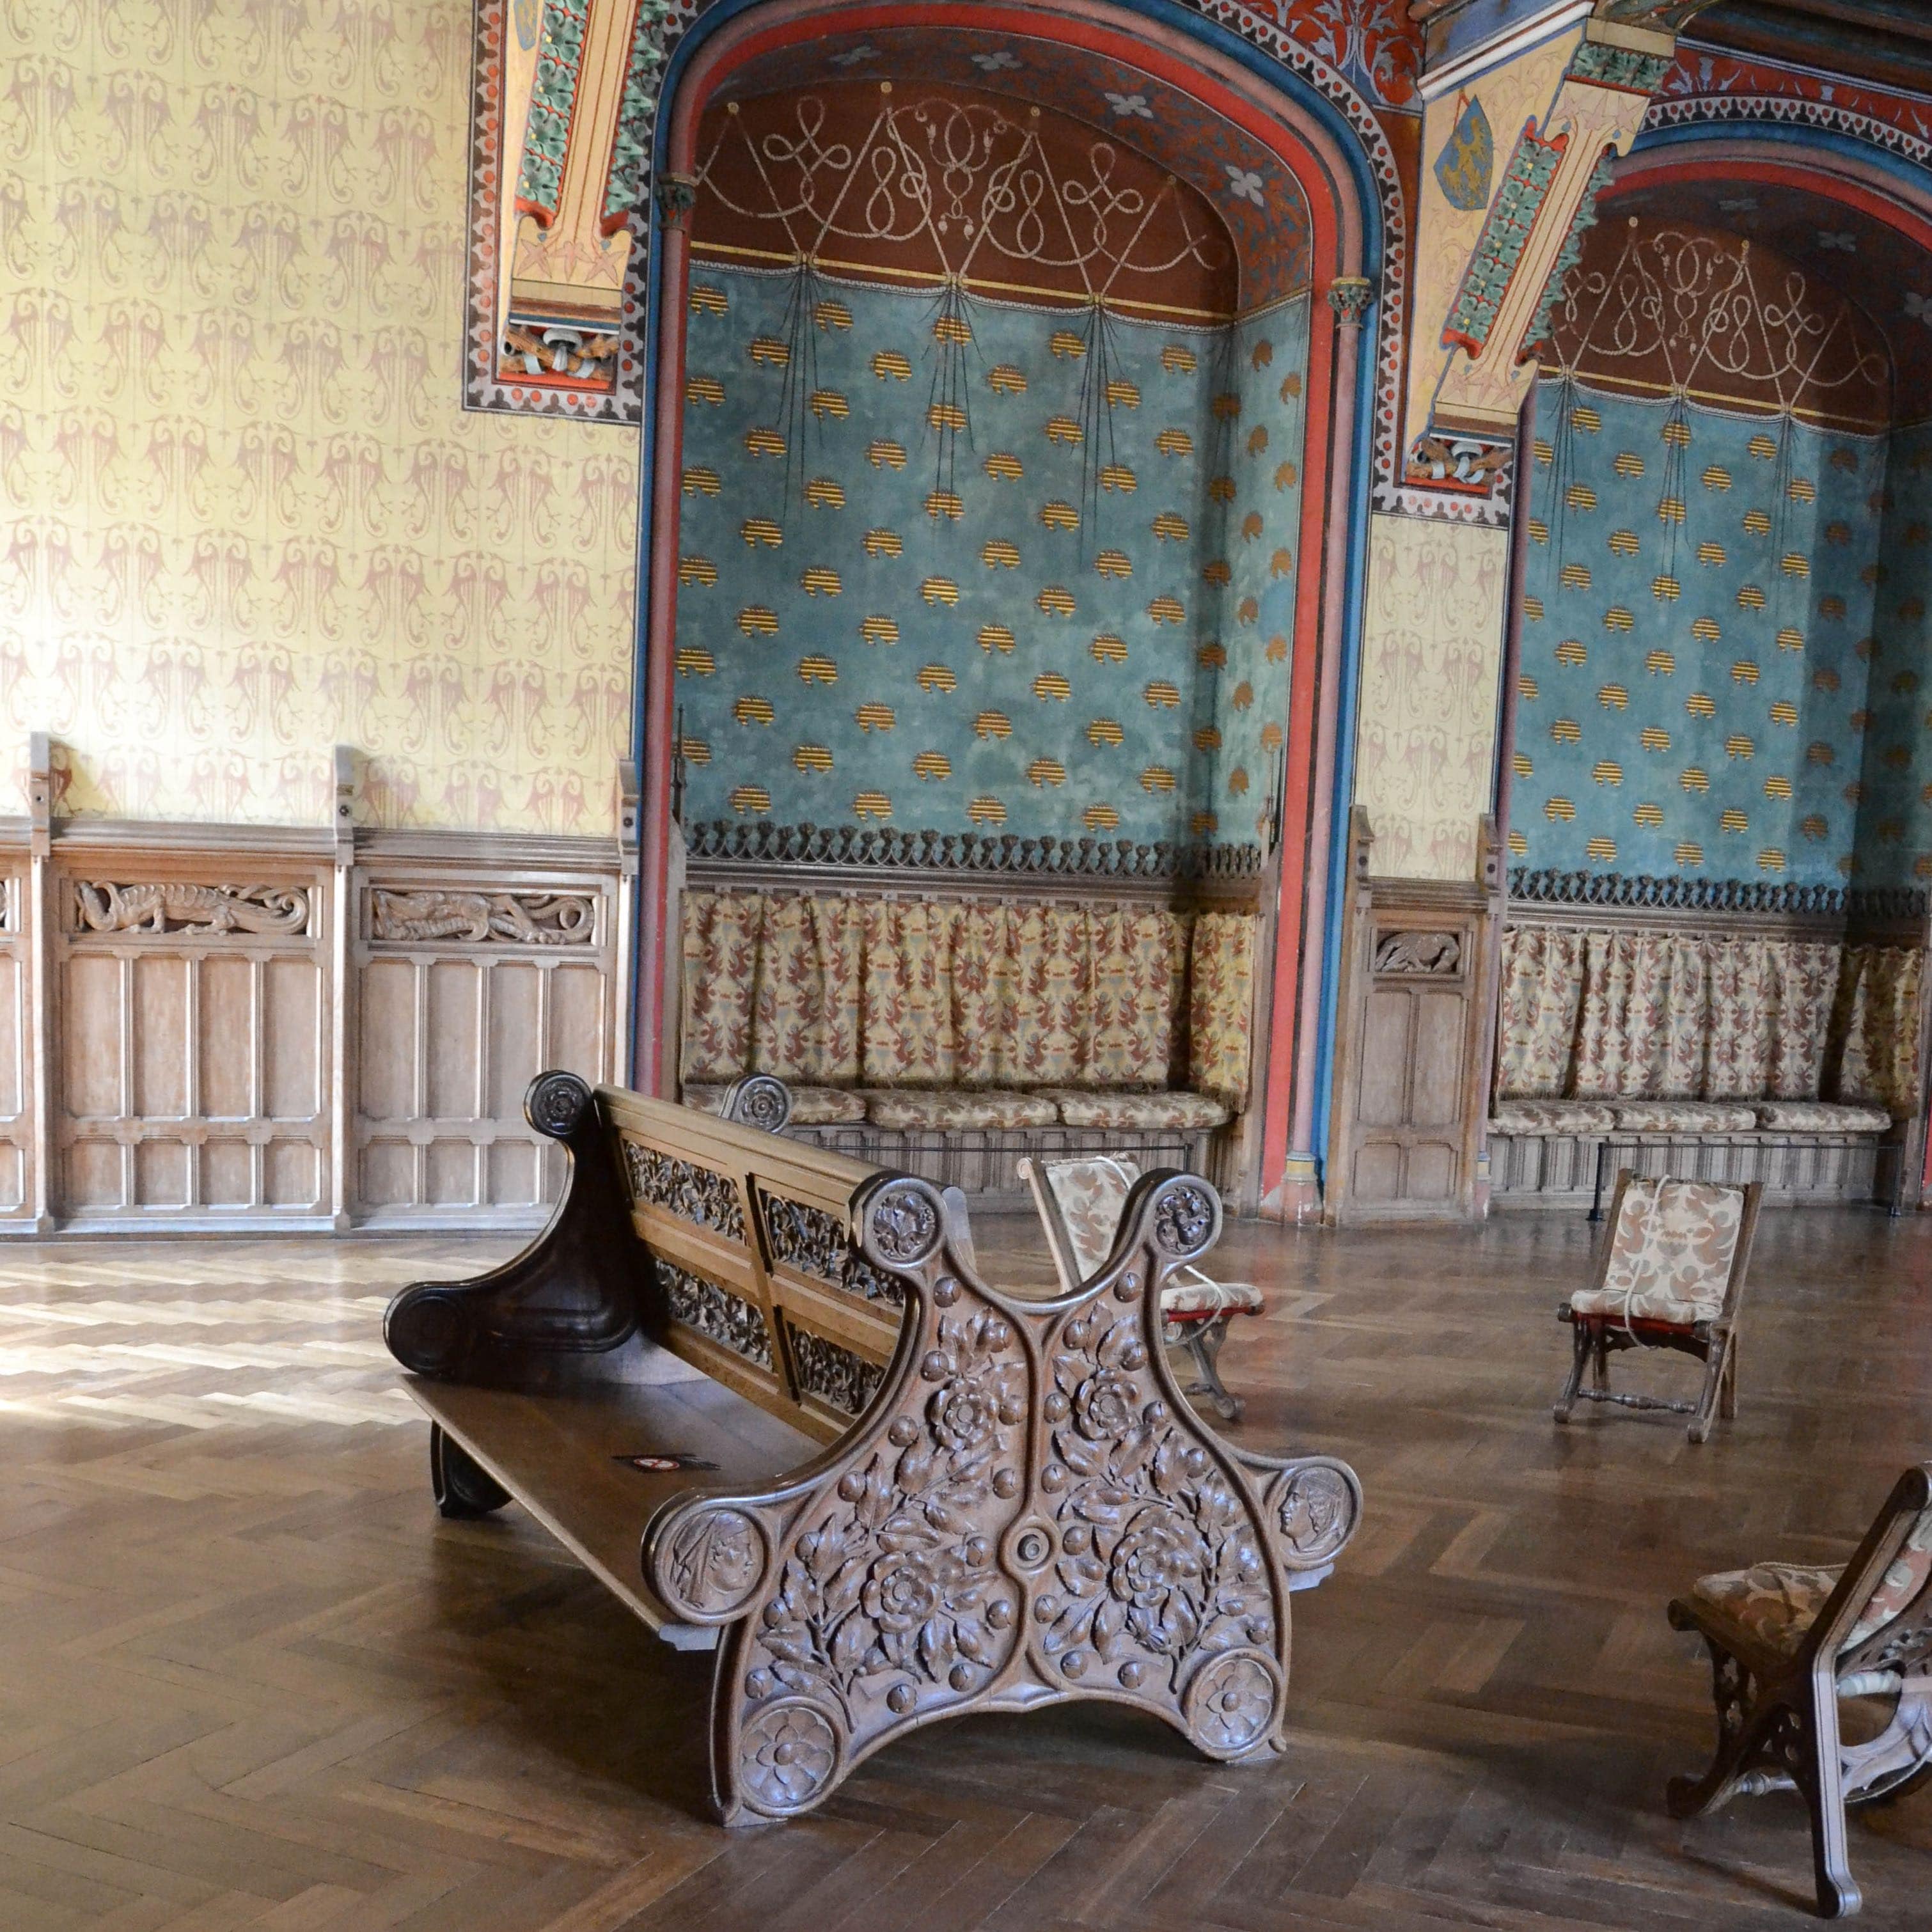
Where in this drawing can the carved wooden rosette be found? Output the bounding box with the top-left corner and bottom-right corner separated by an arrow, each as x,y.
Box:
641,1169 -> 1360,1825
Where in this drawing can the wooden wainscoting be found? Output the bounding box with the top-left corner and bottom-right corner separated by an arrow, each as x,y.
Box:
1324,812 -> 1503,1225
0,856 -> 31,1226
351,844 -> 625,1227
0,745 -> 637,1234
51,837 -> 334,1227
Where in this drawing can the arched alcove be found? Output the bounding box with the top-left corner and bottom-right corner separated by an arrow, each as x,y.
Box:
669,41 -> 1312,852
628,0 -> 1385,1211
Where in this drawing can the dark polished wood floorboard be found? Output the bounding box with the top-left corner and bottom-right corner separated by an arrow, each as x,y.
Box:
0,1208 -> 1928,1928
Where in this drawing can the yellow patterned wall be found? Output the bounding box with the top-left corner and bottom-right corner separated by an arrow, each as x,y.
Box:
1353,513 -> 1509,879
0,1 -> 638,833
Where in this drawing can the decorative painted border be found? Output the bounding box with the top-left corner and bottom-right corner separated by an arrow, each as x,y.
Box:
1186,0 -> 1408,487
1645,89 -> 1932,171
1440,118 -> 1569,359
517,0 -> 592,221
684,818 -> 1266,879
1508,866 -> 1929,921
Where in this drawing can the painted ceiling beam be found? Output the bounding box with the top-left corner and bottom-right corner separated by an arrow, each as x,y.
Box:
1399,1 -> 1723,505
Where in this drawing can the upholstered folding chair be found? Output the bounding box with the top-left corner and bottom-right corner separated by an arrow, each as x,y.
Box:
1017,1154 -> 1262,1421
1668,1463 -> 1932,1919
1553,1170 -> 1762,1443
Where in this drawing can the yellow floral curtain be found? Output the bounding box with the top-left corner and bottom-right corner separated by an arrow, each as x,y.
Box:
680,890 -> 1256,1109
1496,923 -> 1922,1111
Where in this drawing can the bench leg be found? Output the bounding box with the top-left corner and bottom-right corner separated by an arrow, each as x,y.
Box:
1800,1669 -> 1861,1919
430,1424 -> 512,1520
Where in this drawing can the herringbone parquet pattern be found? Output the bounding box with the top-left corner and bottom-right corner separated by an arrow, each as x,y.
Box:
1,1209 -> 1928,1928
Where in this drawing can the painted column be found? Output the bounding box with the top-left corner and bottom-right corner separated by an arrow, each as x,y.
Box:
1277,276 -> 1374,1223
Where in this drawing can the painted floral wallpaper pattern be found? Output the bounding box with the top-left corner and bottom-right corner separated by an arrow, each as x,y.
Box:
1353,514 -> 1510,881
1515,382 -> 1883,886
1,0 -> 639,831
673,269 -> 1310,845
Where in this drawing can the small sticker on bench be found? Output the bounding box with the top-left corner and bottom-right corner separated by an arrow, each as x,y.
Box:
614,1452 -> 719,1472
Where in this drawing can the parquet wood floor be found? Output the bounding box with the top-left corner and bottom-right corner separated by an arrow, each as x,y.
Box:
1,1207 -> 1928,1929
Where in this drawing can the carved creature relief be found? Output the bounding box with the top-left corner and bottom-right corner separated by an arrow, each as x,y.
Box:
368,888 -> 596,945
1372,930 -> 1461,976
71,880 -> 310,936
622,1138 -> 746,1240
787,1328 -> 884,1417
661,1262 -> 772,1367
758,1191 -> 904,1308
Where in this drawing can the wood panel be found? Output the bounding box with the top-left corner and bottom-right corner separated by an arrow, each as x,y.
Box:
49,856 -> 333,1226
350,861 -> 622,1226
1325,810 -> 1503,1225
0,865 -> 29,1222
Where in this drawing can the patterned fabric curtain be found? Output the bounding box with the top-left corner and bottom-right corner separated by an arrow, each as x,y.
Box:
1495,923 -> 1868,1104
680,890 -> 1257,1106
1831,946 -> 1925,1119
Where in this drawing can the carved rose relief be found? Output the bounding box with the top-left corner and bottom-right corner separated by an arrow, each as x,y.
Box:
741,1309 -> 1026,1734
1040,1300 -> 1273,1687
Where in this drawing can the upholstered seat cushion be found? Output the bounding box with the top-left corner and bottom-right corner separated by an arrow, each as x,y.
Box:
861,1088 -> 1059,1131
1692,1561 -> 1842,1660
1042,1088 -> 1230,1131
1610,1101 -> 1759,1133
1752,1101 -> 1893,1133
682,1082 -> 868,1126
1489,1099 -> 1618,1134
1568,1175 -> 1747,1325
1163,1273 -> 1265,1321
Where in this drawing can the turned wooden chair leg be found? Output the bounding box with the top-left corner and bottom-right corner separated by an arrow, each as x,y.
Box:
1592,1324 -> 1612,1397
1688,1335 -> 1730,1445
1720,1335 -> 1740,1421
1802,1668 -> 1862,1919
1554,1319 -> 1589,1423
1180,1318 -> 1243,1423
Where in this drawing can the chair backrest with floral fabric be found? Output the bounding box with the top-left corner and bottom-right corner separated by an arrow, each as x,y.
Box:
1592,1175 -> 1753,1326
1839,1480 -> 1932,1665
1019,1154 -> 1143,1289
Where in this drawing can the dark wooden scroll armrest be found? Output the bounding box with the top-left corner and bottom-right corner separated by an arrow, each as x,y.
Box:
385,1070 -> 641,1386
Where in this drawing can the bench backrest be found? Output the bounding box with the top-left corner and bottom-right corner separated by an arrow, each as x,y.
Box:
599,1084 -> 906,1445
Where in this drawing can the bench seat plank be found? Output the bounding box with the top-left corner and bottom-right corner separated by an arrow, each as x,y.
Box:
403,1361 -> 818,1644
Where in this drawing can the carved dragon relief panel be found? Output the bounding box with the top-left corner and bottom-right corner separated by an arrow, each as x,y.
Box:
367,889 -> 598,946
786,1326 -> 885,1417
641,1171 -> 1362,1825
620,1136 -> 746,1241
758,1190 -> 906,1308
69,882 -> 311,938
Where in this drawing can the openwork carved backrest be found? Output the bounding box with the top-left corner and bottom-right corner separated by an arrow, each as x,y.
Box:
1587,1173 -> 1752,1326
1021,1154 -> 1144,1289
1832,1474 -> 1932,1677
601,1085 -> 905,1445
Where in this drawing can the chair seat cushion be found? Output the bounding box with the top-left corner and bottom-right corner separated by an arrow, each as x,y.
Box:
682,1082 -> 868,1126
1692,1560 -> 1841,1660
1568,1175 -> 1747,1324
1489,1099 -> 1617,1134
1610,1102 -> 1759,1133
1752,1101 -> 1892,1133
862,1088 -> 1060,1131
1162,1275 -> 1265,1320
1043,1088 -> 1230,1131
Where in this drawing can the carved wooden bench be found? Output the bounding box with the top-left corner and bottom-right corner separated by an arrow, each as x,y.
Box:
385,1069 -> 1361,1825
